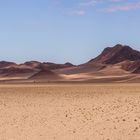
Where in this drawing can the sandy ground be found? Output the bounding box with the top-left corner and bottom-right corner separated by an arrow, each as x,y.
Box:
0,84 -> 140,140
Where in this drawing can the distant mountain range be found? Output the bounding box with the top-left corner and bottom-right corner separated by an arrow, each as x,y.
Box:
1,44 -> 140,83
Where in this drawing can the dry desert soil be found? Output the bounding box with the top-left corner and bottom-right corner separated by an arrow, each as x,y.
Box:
0,84 -> 140,140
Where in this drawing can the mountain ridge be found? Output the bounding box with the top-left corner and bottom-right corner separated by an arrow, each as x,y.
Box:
88,44 -> 140,64
0,44 -> 140,82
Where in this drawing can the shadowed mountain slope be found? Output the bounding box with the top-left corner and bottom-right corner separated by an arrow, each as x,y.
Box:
39,62 -> 75,70
0,44 -> 140,82
55,44 -> 140,76
0,61 -> 74,79
88,44 -> 140,64
29,69 -> 62,80
0,61 -> 17,68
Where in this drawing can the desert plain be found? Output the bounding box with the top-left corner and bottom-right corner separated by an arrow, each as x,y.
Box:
0,83 -> 140,140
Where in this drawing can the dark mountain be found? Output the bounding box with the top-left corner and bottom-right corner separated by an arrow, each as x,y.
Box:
133,66 -> 140,74
88,44 -> 140,64
0,61 -> 17,68
0,60 -> 74,80
56,44 -> 140,75
29,69 -> 62,80
0,44 -> 140,82
22,61 -> 41,69
0,67 -> 34,75
40,62 -> 75,70
121,60 -> 140,74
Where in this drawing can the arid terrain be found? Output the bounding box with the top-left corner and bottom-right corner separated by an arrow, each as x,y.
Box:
0,44 -> 140,139
0,44 -> 140,83
0,83 -> 140,140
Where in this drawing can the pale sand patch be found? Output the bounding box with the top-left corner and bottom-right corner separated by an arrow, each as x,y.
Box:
0,84 -> 140,140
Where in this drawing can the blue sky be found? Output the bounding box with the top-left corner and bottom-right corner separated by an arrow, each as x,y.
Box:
0,0 -> 140,64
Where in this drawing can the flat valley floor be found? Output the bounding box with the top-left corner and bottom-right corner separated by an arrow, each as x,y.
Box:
0,84 -> 140,140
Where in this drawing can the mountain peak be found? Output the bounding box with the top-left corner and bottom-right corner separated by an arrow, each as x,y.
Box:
112,44 -> 133,50
88,44 -> 140,64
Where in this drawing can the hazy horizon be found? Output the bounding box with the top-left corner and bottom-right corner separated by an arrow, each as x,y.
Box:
1,0 -> 140,64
